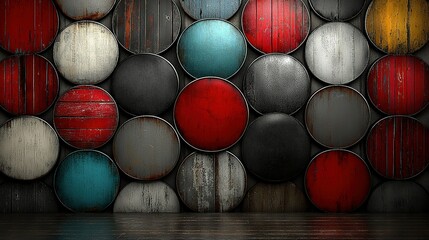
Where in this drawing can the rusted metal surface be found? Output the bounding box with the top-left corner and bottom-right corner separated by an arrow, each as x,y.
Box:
112,0 -> 181,54
176,151 -> 246,212
113,181 -> 180,213
309,0 -> 366,21
111,54 -> 179,116
367,55 -> 429,115
366,116 -> 429,180
174,78 -> 248,152
305,149 -> 371,213
0,181 -> 58,213
241,113 -> 310,182
0,54 -> 59,116
242,0 -> 310,54
53,21 -> 119,85
243,54 -> 310,115
53,85 -> 119,149
180,0 -> 241,20
242,182 -> 309,212
55,0 -> 116,20
367,181 -> 429,213
0,0 -> 59,54
0,116 -> 59,180
305,22 -> 369,84
305,85 -> 371,148
365,0 -> 429,54
113,116 -> 180,180
54,150 -> 120,212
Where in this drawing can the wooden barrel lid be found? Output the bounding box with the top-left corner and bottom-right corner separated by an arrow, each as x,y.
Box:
241,113 -> 310,182
54,150 -> 120,212
55,0 -> 116,20
305,86 -> 371,148
309,0 -> 366,21
112,0 -> 181,54
243,54 -> 310,115
174,78 -> 248,152
366,116 -> 429,180
113,116 -> 180,180
180,0 -> 241,20
177,19 -> 247,79
367,55 -> 429,115
305,22 -> 369,84
53,85 -> 119,149
111,54 -> 179,116
113,181 -> 180,213
0,116 -> 59,180
242,0 -> 310,54
0,0 -> 59,53
176,151 -> 247,212
365,0 -> 429,54
305,149 -> 371,213
53,21 -> 119,85
0,54 -> 59,116
242,182 -> 308,212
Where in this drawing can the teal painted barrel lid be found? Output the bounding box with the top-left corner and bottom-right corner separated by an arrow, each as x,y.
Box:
180,0 -> 241,20
54,150 -> 120,212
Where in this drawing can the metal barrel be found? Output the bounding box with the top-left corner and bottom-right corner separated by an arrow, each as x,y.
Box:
180,0 -> 241,20
308,0 -> 366,21
55,0 -> 116,20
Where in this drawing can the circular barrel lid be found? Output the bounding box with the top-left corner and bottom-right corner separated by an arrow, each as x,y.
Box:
112,0 -> 181,54
0,54 -> 59,116
243,54 -> 310,115
53,21 -> 119,85
53,85 -> 119,149
308,0 -> 366,21
0,0 -> 59,54
305,22 -> 369,84
366,116 -> 429,180
55,0 -> 116,20
305,149 -> 371,213
54,150 -> 120,212
305,85 -> 371,148
176,151 -> 247,212
241,113 -> 310,182
0,116 -> 59,180
174,78 -> 248,152
365,0 -> 429,54
242,0 -> 310,54
177,19 -> 247,79
113,181 -> 180,213
180,0 -> 241,20
113,116 -> 180,180
367,55 -> 429,115
111,54 -> 179,116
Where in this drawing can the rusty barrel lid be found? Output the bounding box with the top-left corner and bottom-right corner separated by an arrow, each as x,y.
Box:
53,85 -> 119,149
113,116 -> 180,180
243,54 -> 310,115
305,149 -> 371,213
366,116 -> 429,180
308,0 -> 366,21
305,22 -> 369,84
0,0 -> 59,54
112,0 -> 181,54
177,19 -> 247,79
365,0 -> 429,54
111,54 -> 179,116
242,0 -> 310,54
367,55 -> 429,115
241,113 -> 310,182
0,54 -> 59,116
53,21 -> 119,85
113,181 -> 180,213
174,78 -> 248,152
0,116 -> 59,180
305,85 -> 371,148
55,0 -> 116,20
180,0 -> 241,20
176,151 -> 247,212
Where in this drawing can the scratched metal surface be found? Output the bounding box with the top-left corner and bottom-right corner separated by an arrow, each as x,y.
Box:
308,0 -> 366,21
180,0 -> 241,20
55,0 -> 116,20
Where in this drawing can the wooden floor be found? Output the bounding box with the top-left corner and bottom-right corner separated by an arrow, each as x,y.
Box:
0,213 -> 428,239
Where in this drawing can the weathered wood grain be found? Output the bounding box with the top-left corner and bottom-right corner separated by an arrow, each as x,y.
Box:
55,0 -> 116,20
309,0 -> 366,21
180,0 -> 241,20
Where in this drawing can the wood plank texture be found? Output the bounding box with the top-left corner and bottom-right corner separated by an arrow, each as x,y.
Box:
55,0 -> 116,20
309,0 -> 366,21
180,0 -> 241,20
